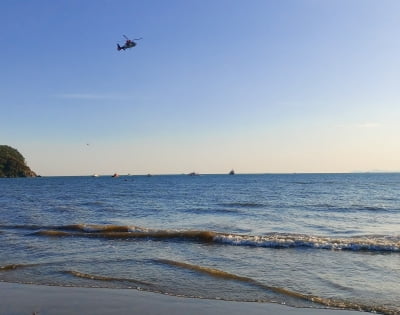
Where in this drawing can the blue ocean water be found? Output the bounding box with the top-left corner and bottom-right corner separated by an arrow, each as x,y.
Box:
1,173 -> 399,314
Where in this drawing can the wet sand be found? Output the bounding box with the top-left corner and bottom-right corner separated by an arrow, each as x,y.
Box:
0,282 -> 367,315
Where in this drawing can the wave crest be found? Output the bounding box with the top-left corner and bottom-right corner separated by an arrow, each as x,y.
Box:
214,233 -> 400,252
28,224 -> 400,253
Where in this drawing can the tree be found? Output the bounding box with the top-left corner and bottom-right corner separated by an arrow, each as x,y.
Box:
0,145 -> 36,177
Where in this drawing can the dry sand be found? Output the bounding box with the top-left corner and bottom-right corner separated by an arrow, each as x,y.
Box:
0,282 -> 368,315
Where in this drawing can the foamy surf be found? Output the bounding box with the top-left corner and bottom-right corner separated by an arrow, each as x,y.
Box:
27,223 -> 400,253
214,233 -> 400,252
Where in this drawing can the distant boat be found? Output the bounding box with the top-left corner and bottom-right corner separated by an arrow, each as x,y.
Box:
112,173 -> 119,178
188,172 -> 199,176
92,174 -> 99,177
229,169 -> 235,175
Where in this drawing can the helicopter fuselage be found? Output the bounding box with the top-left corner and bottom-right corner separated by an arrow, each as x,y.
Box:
118,41 -> 136,51
125,41 -> 136,48
117,36 -> 141,51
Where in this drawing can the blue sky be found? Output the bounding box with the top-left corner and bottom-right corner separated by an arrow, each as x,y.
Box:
1,0 -> 399,175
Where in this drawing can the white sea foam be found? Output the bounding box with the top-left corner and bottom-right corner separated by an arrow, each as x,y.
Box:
214,233 -> 400,252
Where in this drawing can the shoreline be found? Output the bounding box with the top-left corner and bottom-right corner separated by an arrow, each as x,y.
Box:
0,282 -> 368,315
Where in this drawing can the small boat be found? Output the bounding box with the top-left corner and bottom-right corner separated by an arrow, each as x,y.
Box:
92,174 -> 99,177
229,169 -> 235,175
112,173 -> 119,178
188,172 -> 199,176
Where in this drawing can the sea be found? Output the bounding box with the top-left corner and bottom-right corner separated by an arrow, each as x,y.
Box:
1,173 -> 399,314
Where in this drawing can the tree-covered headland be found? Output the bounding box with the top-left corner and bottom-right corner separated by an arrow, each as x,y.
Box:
0,145 -> 37,177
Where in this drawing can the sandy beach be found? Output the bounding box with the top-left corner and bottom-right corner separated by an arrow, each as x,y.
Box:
0,282 -> 368,315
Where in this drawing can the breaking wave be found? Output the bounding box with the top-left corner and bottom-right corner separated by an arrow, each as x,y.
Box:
214,233 -> 400,252
31,224 -> 216,242
22,224 -> 400,253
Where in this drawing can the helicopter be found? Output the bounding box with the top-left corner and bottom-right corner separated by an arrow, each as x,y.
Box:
117,35 -> 142,51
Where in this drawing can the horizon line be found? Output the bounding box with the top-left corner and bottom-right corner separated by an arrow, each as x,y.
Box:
26,171 -> 400,178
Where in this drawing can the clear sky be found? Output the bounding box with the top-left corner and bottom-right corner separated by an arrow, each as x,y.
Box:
1,0 -> 399,175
